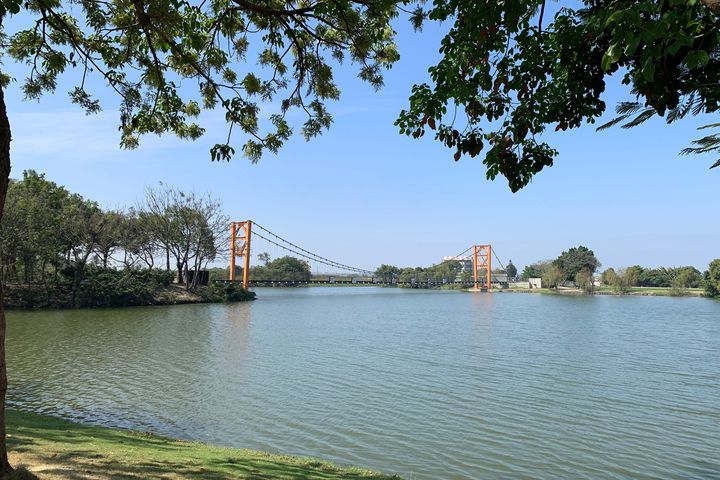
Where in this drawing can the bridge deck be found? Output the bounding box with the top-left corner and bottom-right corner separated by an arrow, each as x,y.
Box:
216,279 -> 493,287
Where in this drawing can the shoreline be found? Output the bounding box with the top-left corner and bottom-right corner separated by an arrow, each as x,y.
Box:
3,283 -> 255,311
500,286 -> 706,297
6,409 -> 400,480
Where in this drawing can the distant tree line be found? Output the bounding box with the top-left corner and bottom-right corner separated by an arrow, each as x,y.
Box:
374,261 -> 465,284
602,263 -> 719,296
0,171 -> 230,307
520,246 -> 601,292
517,244 -> 719,297
251,255 -> 312,282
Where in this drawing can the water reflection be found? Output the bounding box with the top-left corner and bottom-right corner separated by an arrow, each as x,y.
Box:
6,289 -> 720,480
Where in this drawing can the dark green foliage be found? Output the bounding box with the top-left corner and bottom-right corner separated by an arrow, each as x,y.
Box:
394,260 -> 463,284
0,171 -> 239,308
207,267 -> 230,282
397,0 -> 720,191
635,266 -> 703,288
205,282 -> 256,303
603,264 -> 707,292
553,246 -> 600,281
705,259 -> 720,297
506,261 -> 518,280
672,266 -> 704,289
75,267 -> 161,308
520,261 -> 551,280
375,264 -> 401,280
251,256 -> 312,281
2,284 -> 71,309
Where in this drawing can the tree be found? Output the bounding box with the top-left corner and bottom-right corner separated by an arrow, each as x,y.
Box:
91,210 -> 125,269
257,252 -> 271,266
601,268 -> 618,286
252,256 -> 311,281
0,0 -> 407,469
575,268 -> 594,293
375,264 -> 401,281
505,260 -> 517,280
554,246 -> 600,282
397,1 -> 720,191
639,267 -> 672,287
673,266 -> 703,288
624,265 -> 644,287
521,261 -> 551,280
706,259 -> 720,297
140,185 -> 227,288
543,264 -> 564,289
428,260 -> 461,281
121,209 -> 158,269
60,194 -> 104,304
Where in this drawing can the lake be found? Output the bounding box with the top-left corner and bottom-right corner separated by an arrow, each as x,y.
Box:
6,288 -> 720,479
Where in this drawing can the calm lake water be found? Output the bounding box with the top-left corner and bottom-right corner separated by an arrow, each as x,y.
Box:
6,288 -> 720,479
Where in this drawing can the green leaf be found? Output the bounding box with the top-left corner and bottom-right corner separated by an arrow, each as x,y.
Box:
642,60 -> 655,82
601,43 -> 622,71
684,50 -> 710,70
625,36 -> 641,56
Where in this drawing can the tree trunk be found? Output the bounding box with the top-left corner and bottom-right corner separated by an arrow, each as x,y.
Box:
0,84 -> 15,474
701,0 -> 720,14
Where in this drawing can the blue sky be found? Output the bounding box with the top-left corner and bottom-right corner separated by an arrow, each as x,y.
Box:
3,15 -> 718,273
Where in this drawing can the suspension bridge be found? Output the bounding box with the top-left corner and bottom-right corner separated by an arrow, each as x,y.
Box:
227,221 -> 510,290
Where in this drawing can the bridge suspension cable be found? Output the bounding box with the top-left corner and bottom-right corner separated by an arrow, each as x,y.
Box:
252,222 -> 374,275
491,247 -> 519,286
448,245 -> 473,261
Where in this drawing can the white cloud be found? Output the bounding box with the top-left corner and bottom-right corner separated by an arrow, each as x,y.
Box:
10,108 -> 229,164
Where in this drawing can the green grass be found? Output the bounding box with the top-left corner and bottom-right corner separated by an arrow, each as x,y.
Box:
6,410 -> 401,480
593,286 -> 704,296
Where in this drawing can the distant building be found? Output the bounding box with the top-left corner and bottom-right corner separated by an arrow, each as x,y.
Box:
528,277 -> 542,288
442,255 -> 473,273
491,273 -> 509,286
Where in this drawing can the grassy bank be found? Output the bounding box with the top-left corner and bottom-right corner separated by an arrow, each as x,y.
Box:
504,286 -> 705,297
5,410 -> 400,480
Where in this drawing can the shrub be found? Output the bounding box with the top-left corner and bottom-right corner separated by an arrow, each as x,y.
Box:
205,282 -> 256,302
76,267 -> 156,307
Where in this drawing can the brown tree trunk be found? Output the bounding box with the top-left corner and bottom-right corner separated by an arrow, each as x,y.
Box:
702,0 -> 720,14
0,85 -> 15,474
176,262 -> 183,285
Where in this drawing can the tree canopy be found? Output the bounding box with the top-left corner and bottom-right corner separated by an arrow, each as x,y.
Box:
705,259 -> 720,297
553,246 -> 600,281
0,171 -> 227,292
397,0 -> 720,191
505,260 -> 517,279
1,0 -> 404,162
520,260 -> 551,280
251,255 -> 312,281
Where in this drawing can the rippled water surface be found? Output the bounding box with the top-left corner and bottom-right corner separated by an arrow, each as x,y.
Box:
6,288 -> 720,479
